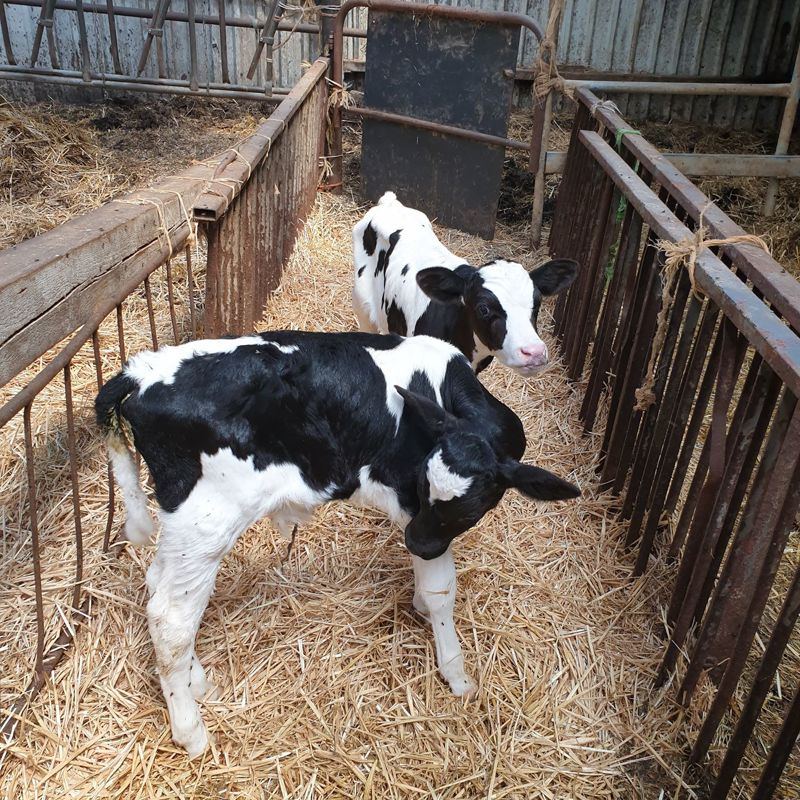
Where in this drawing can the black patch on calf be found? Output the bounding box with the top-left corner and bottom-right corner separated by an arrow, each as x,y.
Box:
386,300 -> 408,337
462,273 -> 508,353
357,265 -> 366,278
375,229 -> 402,277
400,265 -> 409,276
363,223 -> 378,256
475,356 -> 494,375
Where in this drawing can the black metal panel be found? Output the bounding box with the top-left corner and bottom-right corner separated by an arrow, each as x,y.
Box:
361,10 -> 519,239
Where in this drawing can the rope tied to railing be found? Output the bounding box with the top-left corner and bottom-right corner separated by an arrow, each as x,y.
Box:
326,77 -> 355,110
634,218 -> 771,411
533,0 -> 574,101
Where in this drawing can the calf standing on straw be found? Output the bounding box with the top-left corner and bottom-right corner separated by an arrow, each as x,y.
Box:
96,331 -> 580,757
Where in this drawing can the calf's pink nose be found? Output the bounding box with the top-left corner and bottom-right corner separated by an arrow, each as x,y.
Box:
519,343 -> 548,365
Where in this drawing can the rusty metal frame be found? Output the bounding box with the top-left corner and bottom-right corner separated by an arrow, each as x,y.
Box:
0,0 -> 352,99
550,92 -> 800,799
328,0 -> 544,193
0,63 -> 329,749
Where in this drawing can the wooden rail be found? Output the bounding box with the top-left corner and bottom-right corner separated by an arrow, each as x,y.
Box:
0,60 -> 329,747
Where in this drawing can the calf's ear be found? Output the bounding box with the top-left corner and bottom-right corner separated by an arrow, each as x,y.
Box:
416,267 -> 467,304
498,460 -> 581,501
530,259 -> 579,296
395,385 -> 455,437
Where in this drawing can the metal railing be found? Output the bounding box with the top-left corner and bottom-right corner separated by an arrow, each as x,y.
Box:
0,58 -> 328,752
551,88 -> 800,798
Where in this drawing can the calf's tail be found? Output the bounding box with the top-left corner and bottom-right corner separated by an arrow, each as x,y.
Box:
95,373 -> 156,546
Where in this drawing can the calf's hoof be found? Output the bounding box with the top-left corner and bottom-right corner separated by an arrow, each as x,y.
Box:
448,672 -> 478,699
174,719 -> 209,760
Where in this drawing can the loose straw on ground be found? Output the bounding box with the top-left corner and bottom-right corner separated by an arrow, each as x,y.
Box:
634,221 -> 771,411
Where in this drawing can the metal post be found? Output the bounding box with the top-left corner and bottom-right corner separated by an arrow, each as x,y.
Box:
764,39 -> 800,216
316,0 -> 339,57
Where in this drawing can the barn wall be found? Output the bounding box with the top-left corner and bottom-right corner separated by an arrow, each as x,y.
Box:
1,0 -> 798,130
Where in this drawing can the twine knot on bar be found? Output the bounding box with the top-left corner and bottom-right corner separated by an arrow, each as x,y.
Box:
533,0 -> 574,101
634,221 -> 771,412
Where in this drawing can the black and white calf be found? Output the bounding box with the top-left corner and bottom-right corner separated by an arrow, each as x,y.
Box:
352,191 -> 579,375
96,331 -> 580,757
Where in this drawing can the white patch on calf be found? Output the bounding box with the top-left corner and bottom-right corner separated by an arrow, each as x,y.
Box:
366,336 -> 462,429
164,449 -> 333,550
426,449 -> 472,503
352,196 -> 463,334
126,337 -> 297,393
479,261 -> 546,368
349,465 -> 411,527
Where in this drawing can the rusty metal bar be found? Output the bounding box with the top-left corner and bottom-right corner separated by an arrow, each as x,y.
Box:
104,0 -> 122,73
7,0 -> 365,36
217,0 -> 229,84
186,0 -> 198,92
566,79 -> 791,97
73,0 -> 91,81
185,246 -> 198,339
530,93 -> 552,246
0,1 -> 17,64
752,679 -> 800,800
346,107 -> 529,152
713,559 -> 800,797
30,0 -> 58,68
581,88 -> 800,334
764,39 -> 800,215
143,276 -> 159,349
63,362 -> 84,611
135,0 -> 170,77
578,131 -> 800,401
687,400 -> 800,762
0,64 -> 292,99
246,0 -> 282,83
330,0 -> 543,191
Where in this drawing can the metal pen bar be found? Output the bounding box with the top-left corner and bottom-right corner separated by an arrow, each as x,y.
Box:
217,0 -> 229,84
0,1 -> 16,65
74,0 -> 91,81
105,0 -> 122,73
186,0 -> 198,92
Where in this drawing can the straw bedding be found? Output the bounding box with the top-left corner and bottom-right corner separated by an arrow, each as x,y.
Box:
2,100 -> 797,797
2,182 -> 711,798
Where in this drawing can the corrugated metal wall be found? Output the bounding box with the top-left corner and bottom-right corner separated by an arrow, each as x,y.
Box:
1,1 -> 798,130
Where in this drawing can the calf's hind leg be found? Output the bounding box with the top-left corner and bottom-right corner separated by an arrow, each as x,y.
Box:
146,505 -> 245,758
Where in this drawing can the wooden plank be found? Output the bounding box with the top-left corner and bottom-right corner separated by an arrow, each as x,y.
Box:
0,164 -> 215,388
543,150 -> 800,177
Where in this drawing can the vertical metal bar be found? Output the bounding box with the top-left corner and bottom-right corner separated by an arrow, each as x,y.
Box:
530,93 -> 552,247
23,403 -> 46,677
63,363 -> 84,611
711,560 -> 800,799
621,268 -> 692,518
91,330 -> 103,388
752,679 -> 800,800
186,0 -> 199,92
105,0 -> 123,74
684,391 -> 800,696
30,0 -> 59,68
185,245 -> 198,339
217,0 -> 229,84
688,406 -> 800,762
764,40 -> 800,216
136,0 -> 169,76
164,259 -> 180,344
74,0 -> 92,81
579,210 -> 643,432
600,247 -> 661,486
115,303 -> 126,363
0,1 -> 16,65
143,277 -> 159,349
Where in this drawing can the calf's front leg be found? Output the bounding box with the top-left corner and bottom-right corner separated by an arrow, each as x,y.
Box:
411,546 -> 477,697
